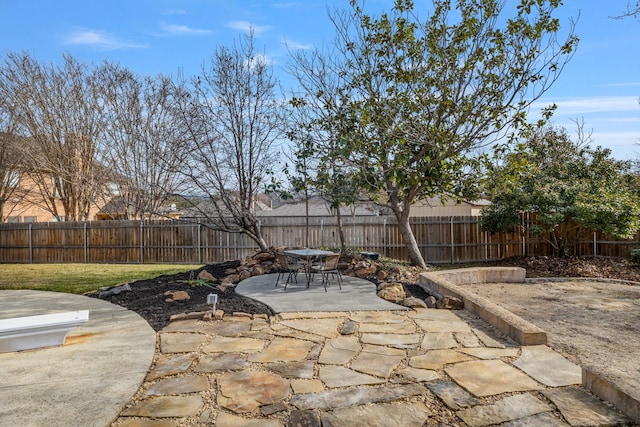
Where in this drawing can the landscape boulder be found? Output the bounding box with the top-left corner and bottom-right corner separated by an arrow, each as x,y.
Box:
376,282 -> 406,303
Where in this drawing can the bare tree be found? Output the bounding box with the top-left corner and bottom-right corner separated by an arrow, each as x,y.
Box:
98,64 -> 190,219
612,1 -> 640,19
0,52 -> 105,221
174,31 -> 285,251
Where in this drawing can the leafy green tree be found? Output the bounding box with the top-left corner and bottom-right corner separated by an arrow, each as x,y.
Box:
290,0 -> 577,267
481,124 -> 640,256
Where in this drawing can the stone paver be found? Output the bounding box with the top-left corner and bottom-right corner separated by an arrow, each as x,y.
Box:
512,345 -> 582,387
350,344 -> 405,378
542,387 -> 633,426
457,393 -> 552,427
143,375 -> 210,396
159,332 -> 206,353
120,396 -> 204,418
217,370 -> 290,413
112,308 -> 632,427
247,337 -> 314,362
318,335 -> 360,365
445,359 -> 541,397
319,365 -> 386,388
421,332 -> 458,350
319,401 -> 433,427
409,349 -> 474,370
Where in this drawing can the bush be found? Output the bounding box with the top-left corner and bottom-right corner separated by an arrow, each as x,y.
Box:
630,249 -> 640,264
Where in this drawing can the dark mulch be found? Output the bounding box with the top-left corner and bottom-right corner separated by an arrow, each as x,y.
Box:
87,256 -> 639,331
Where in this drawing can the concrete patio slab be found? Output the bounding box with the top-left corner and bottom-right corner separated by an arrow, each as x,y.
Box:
236,273 -> 408,313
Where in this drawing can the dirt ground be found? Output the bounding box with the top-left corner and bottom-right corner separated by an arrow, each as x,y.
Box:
462,274 -> 640,398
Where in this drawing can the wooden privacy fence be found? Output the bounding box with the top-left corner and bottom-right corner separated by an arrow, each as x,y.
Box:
0,216 -> 639,264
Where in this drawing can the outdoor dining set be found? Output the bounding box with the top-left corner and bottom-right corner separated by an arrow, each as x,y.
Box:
275,249 -> 343,291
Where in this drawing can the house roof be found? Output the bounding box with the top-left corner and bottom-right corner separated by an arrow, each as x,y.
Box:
257,200 -> 379,217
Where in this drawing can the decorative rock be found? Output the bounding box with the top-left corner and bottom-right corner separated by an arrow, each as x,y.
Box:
254,252 -> 275,262
214,309 -> 225,320
339,320 -> 357,335
251,265 -> 265,276
239,270 -> 251,280
98,283 -> 131,299
402,296 -> 428,308
354,264 -> 377,278
217,370 -> 290,413
425,296 -> 437,308
197,270 -> 215,281
436,296 -> 464,310
163,290 -> 190,302
222,274 -> 241,284
376,270 -> 388,281
376,283 -> 406,303
224,268 -> 238,275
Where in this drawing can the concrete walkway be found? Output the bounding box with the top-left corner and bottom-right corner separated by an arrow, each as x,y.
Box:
0,290 -> 156,427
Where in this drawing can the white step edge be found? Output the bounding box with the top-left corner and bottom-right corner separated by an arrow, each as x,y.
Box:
0,310 -> 90,353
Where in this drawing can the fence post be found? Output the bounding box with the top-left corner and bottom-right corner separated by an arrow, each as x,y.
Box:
320,219 -> 324,247
197,222 -> 202,264
83,222 -> 88,264
593,231 -> 597,257
383,219 -> 387,257
450,217 -> 454,264
28,223 -> 33,264
139,221 -> 144,264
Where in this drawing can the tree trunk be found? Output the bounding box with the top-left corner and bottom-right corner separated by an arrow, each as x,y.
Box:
335,205 -> 347,252
396,214 -> 427,268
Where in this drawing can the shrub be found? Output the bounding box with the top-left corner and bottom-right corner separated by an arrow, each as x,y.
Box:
630,249 -> 640,264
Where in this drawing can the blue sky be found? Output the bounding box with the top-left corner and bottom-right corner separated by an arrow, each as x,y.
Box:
2,0 -> 639,160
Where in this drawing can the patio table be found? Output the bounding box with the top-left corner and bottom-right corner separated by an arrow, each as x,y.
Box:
283,249 -> 334,287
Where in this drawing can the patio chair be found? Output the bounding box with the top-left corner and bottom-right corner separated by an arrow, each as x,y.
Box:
275,252 -> 305,289
310,253 -> 342,291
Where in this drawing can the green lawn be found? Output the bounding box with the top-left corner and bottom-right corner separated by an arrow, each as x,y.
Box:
0,264 -> 204,295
